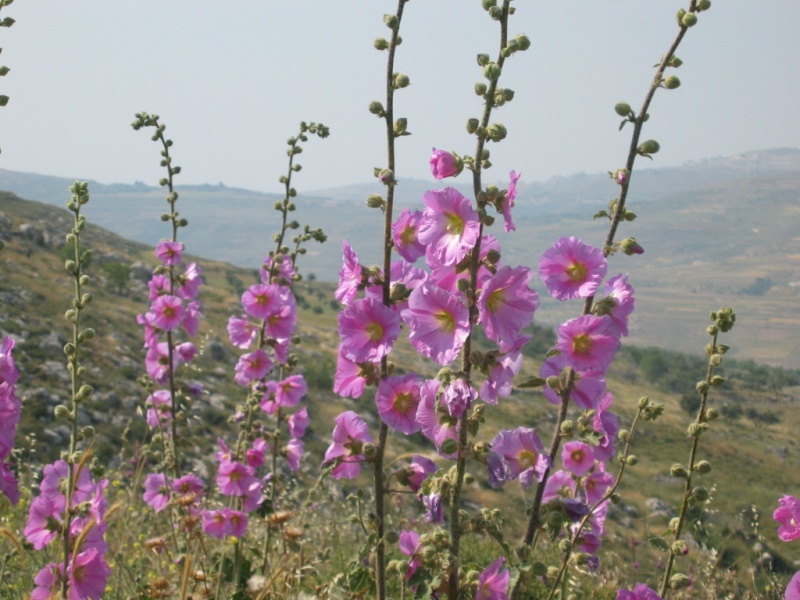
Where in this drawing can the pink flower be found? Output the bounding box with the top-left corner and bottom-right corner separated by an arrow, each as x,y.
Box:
227,315 -> 258,349
376,374 -> 422,435
323,411 -> 374,480
785,571 -> 800,600
562,441 -> 595,477
775,495 -> 800,542
399,530 -> 422,577
500,170 -> 520,232
392,208 -> 427,263
617,583 -> 663,600
418,187 -> 480,267
0,461 -> 20,506
24,493 -> 66,549
423,492 -> 444,524
443,378 -> 477,418
556,315 -> 620,372
338,297 -> 401,363
177,262 -> 202,299
406,455 -> 438,493
147,273 -> 170,301
31,562 -> 61,600
542,470 -> 577,504
416,380 -> 459,457
539,237 -> 607,301
264,297 -> 297,340
476,557 -> 510,599
246,438 -> 269,468
145,389 -> 172,428
0,337 -> 19,386
145,342 -> 172,383
333,345 -> 375,398
272,375 -> 308,408
181,300 -> 202,337
150,295 -> 184,331
335,240 -> 362,306
155,240 -> 183,266
69,548 -> 111,600
491,428 -> 549,489
478,266 -> 538,351
429,148 -> 461,179
427,233 -> 499,294
592,392 -> 619,463
143,473 -> 171,512
288,407 -> 310,438
283,438 -> 304,471
242,283 -> 284,320
401,283 -> 469,365
203,508 -> 248,539
583,467 -> 615,505
540,353 -> 606,410
234,349 -> 273,386
172,474 -> 205,499
480,334 -> 529,405
598,273 -> 636,337
261,253 -> 296,284
216,460 -> 259,498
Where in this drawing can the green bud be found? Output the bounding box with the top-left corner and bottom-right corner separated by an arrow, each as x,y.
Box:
440,438 -> 458,455
383,14 -> 399,30
483,63 -> 501,82
706,407 -> 720,420
393,118 -> 408,135
617,429 -> 630,442
374,37 -> 389,51
671,540 -> 688,556
530,561 -> 548,576
362,443 -> 376,458
696,380 -> 710,394
663,75 -> 681,89
474,83 -> 487,97
710,354 -> 722,366
481,0 -> 497,9
558,539 -> 571,553
638,396 -> 650,409
81,425 -> 95,439
54,405 -> 71,419
669,56 -> 684,68
0,66 -> 9,76
0,95 -> 9,107
637,139 -> 660,156
696,0 -> 711,11
368,100 -> 385,116
670,464 -> 689,479
515,34 -> 531,51
626,455 -> 639,466
615,102 -> 632,117
710,375 -> 726,387
476,53 -> 491,66
694,460 -> 712,474
546,566 -> 561,579
681,13 -> 698,27
670,574 -> 691,590
693,486 -> 710,502
466,118 -> 480,134
687,422 -> 706,437
394,73 -> 410,89
560,420 -> 574,435
486,123 -> 507,142
464,472 -> 476,485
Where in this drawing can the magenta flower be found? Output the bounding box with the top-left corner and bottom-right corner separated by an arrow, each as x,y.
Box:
478,266 -> 538,351
0,337 -> 19,386
491,428 -> 549,489
41,459 -> 93,504
583,467 -> 615,505
323,411 -> 374,480
617,583 -> 663,600
443,378 -> 477,418
476,557 -> 510,600
406,455 -> 438,493
265,299 -> 298,340
69,548 -> 112,600
775,495 -> 800,542
227,315 -> 258,349
177,262 -> 202,299
430,148 -> 461,179
234,349 -> 273,386
246,438 -> 269,468
416,379 -> 459,457
150,295 -> 184,331
172,474 -> 205,500
480,333 -> 529,405
399,529 -> 422,577
542,469 -> 577,505
144,342 -> 172,383
203,508 -> 248,539
31,562 -> 61,600
333,344 -> 375,398
392,208 -> 427,263
147,273 -> 170,301
601,273 -> 636,336
283,438 -> 304,471
501,170 -> 520,232
427,233 -> 499,294
418,187 -> 480,267
242,283 -> 284,320
335,240 -> 362,306
24,493 -> 66,549
785,571 -> 800,600
540,352 -> 606,410
216,460 -> 259,498
175,341 -> 196,363
401,283 -> 469,365
376,374 -> 423,435
143,473 -> 171,512
423,492 -> 444,524
287,407 -> 310,438
261,253 -> 296,284
556,315 -> 620,372
592,392 -> 619,463
539,237 -> 607,301
181,300 -> 202,337
145,389 -> 172,428
155,240 -> 183,266
0,462 -> 19,506
562,441 -> 595,477
272,374 -> 308,408
339,297 -> 401,363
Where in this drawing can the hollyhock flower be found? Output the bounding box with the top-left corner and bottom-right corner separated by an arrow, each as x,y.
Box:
203,508 -> 248,539
592,392 -> 619,463
147,273 -> 170,301
392,208 -> 427,263
540,353 -> 606,410
416,380 -> 459,457
542,470 -> 577,505
583,467 -> 615,505
0,461 -> 20,505
216,460 -> 259,498
480,334 -> 529,405
339,297 -> 401,363
406,455 -> 438,493
261,253 -> 296,284
598,274 -> 636,336
143,473 -> 171,512
335,240 -> 362,306
0,337 -> 19,386
69,548 -> 112,600
172,474 -> 205,500
242,283 -> 284,320
323,411 -> 374,480
287,407 -> 310,438
177,262 -> 202,299
428,233 -> 500,294
31,563 -> 61,600
145,342 -> 172,383
485,452 -> 508,489
246,438 -> 269,468
562,441 -> 595,477
181,300 -> 202,337
775,495 -> 800,542
401,283 -> 469,365
418,187 -> 480,267
476,557 -> 510,600
283,438 -> 304,471
399,529 -> 423,577
41,460 -> 94,504
423,492 -> 444,524
145,389 -> 172,428
234,349 -> 273,386
265,295 -> 298,340
272,374 -> 308,408
24,493 -> 66,549
478,265 -> 538,351
442,378 -> 477,418
376,374 -> 423,435
785,571 -> 800,600
227,315 -> 259,349
175,342 -> 197,363
539,237 -> 607,300
617,583 -> 663,600
137,312 -> 159,349
500,170 -> 521,232
333,345 -> 375,398
216,437 -> 234,463
365,260 -> 428,311
430,148 -> 461,179
155,240 -> 183,266
556,315 -> 620,372
491,428 -> 550,489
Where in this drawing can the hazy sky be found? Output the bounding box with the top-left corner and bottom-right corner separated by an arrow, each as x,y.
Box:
2,1 -> 799,195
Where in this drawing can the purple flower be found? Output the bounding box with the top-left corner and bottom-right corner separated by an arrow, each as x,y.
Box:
542,470 -> 577,505
480,334 -> 529,405
491,428 -> 549,489
617,583 -> 663,600
418,187 -> 480,267
416,380 -> 459,457
339,297 -> 401,363
234,349 -> 273,386
540,352 -> 606,410
442,378 -> 478,418
775,495 -> 800,542
283,438 -> 304,471
335,240 -> 362,306
150,295 -> 185,332
478,266 -> 538,351
272,374 -> 308,408
323,411 -> 374,480
203,508 -> 248,539
227,315 -> 258,349
556,315 -> 620,373
376,374 -> 423,435
476,557 -> 510,599
143,473 -> 171,512
423,492 -> 444,524
562,441 -> 595,477
24,493 -> 66,549
242,283 -> 284,320
430,148 -> 461,179
287,407 -> 310,438
177,262 -> 202,300
399,530 -> 422,577
392,208 -> 427,263
406,455 -> 438,493
333,344 -> 375,399
599,273 -> 636,337
401,283 -> 469,366
68,548 -> 112,600
785,571 -> 800,600
145,389 -> 172,428
155,240 -> 183,266
592,392 -> 619,463
216,460 -> 259,498
583,467 -> 615,505
501,170 -> 520,232
539,237 -> 607,301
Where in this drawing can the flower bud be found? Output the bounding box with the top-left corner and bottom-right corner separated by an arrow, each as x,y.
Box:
696,380 -> 710,394
530,561 -> 548,576
486,123 -> 507,142
669,574 -> 691,590
706,407 -> 720,420
669,56 -> 684,68
694,460 -> 712,474
687,422 -> 706,437
696,0 -> 711,11
620,237 -> 645,255
374,37 -> 389,51
637,139 -> 660,156
710,354 -> 722,366
481,0 -> 497,9
440,438 -> 458,455
617,429 -> 630,442
672,540 -> 689,556
692,486 -> 710,502
710,375 -> 726,387
383,14 -> 399,30
670,464 -> 689,479
464,473 -> 476,484
681,13 -> 698,27
560,420 -> 574,435
366,194 -> 385,209
368,100 -> 385,116
476,53 -> 491,66
54,405 -> 71,419
483,63 -> 501,82
394,73 -> 410,89
466,118 -> 480,134
515,34 -> 531,51
638,396 -> 650,409
625,455 -> 639,466
663,75 -> 681,89
614,102 -> 632,117
385,530 -> 399,544
362,443 -> 376,458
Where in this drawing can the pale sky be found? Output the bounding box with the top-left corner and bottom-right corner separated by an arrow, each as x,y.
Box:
2,1 -> 798,194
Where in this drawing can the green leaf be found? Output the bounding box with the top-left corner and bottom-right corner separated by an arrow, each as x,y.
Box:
648,535 -> 671,552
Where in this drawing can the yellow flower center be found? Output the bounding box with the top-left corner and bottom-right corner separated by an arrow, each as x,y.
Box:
445,211 -> 465,235
400,225 -> 417,246
565,262 -> 587,282
519,450 -> 538,470
393,392 -> 415,414
486,288 -> 505,313
434,311 -> 456,332
572,333 -> 593,355
366,321 -> 385,341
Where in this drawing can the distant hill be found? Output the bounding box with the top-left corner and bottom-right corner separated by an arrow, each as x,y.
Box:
1,147 -> 798,367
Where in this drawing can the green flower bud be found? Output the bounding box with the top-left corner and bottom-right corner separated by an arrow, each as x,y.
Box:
617,429 -> 630,442
501,88 -> 515,102
486,123 -> 507,142
546,566 -> 561,579
464,472 -> 476,485
481,0 -> 497,9
626,455 -> 639,466
663,75 -> 681,89
670,464 -> 689,478
670,574 -> 691,590
383,14 -> 399,31
466,118 -> 480,133
515,34 -> 531,51
672,540 -> 689,556
80,425 -> 95,440
474,82 -> 487,97
696,0 -> 711,11
558,539 -> 571,552
706,407 -> 720,420
362,443 -> 376,458
681,13 -> 698,27
669,56 -> 684,68
615,102 -> 632,117
483,63 -> 501,82
687,422 -> 706,437
637,139 -> 661,156
476,53 -> 491,66
710,375 -> 726,387
368,100 -> 385,116
638,396 -> 650,409
394,73 -> 410,89
560,420 -> 574,435
694,460 -> 712,474
696,380 -> 710,394
440,438 -> 458,455
693,486 -> 710,502
710,354 -> 722,366
54,405 -> 71,419
374,37 -> 389,51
